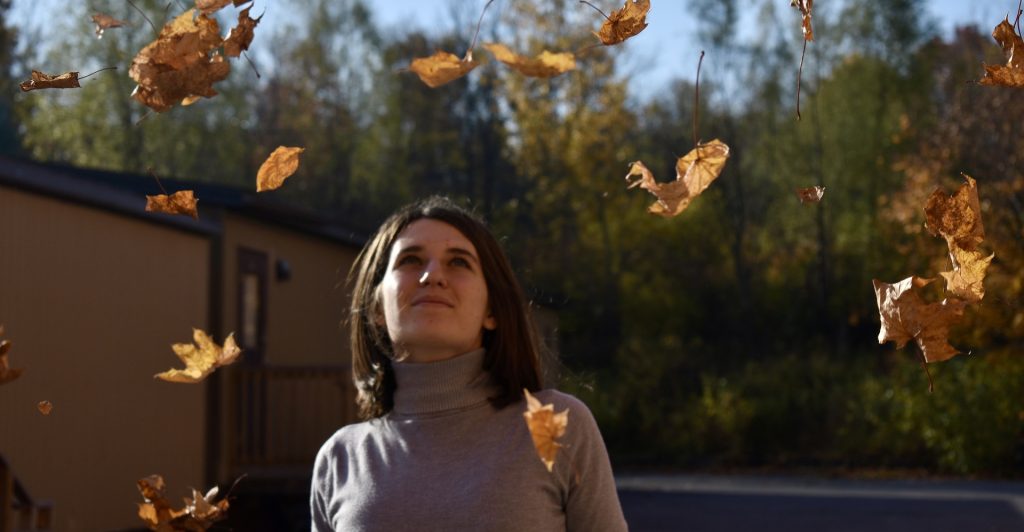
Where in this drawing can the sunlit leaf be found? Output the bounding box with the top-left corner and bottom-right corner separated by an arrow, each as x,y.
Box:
873,276 -> 967,363
145,190 -> 198,219
796,186 -> 825,204
979,18 -> 1024,87
37,400 -> 53,415
256,146 -> 305,192
0,326 -> 24,385
92,13 -> 128,38
408,50 -> 479,88
483,43 -> 575,78
523,389 -> 568,472
155,329 -> 241,383
625,139 -> 731,217
594,0 -> 650,46
790,0 -> 814,41
223,7 -> 261,58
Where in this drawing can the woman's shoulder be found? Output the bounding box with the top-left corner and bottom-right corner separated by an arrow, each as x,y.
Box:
526,389 -> 602,437
312,418 -> 380,469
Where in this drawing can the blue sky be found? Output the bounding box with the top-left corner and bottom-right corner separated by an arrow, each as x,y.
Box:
8,0 -> 1012,100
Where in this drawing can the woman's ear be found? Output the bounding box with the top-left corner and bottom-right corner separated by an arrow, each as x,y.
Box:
483,310 -> 497,331
370,285 -> 386,327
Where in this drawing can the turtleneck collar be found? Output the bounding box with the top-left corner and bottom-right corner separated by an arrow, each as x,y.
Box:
391,348 -> 498,416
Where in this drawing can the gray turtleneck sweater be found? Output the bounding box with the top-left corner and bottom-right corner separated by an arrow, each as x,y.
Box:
310,349 -> 628,531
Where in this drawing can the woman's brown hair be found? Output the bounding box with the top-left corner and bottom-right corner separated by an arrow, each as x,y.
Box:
349,196 -> 542,419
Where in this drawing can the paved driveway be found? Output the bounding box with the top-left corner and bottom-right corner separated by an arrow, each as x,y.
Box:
617,474 -> 1024,532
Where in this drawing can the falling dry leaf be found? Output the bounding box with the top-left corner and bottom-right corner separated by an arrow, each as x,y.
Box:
223,7 -> 261,58
155,329 -> 241,383
19,70 -> 80,92
594,0 -> 650,45
129,9 -> 230,112
0,326 -> 24,385
408,50 -> 479,88
256,146 -> 305,192
796,186 -> 825,204
92,13 -> 127,38
37,400 -> 53,415
979,18 -> 1024,87
137,474 -> 230,531
523,389 -> 568,472
146,190 -> 198,219
195,0 -> 248,15
790,0 -> 814,41
625,139 -> 731,217
483,43 -> 575,78
873,276 -> 967,363
924,174 -> 993,302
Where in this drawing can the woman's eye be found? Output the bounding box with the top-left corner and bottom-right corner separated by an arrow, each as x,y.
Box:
450,257 -> 471,268
397,255 -> 422,266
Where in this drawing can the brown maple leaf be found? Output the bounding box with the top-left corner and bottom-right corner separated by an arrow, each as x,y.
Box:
129,9 -> 230,112
408,50 -> 479,88
37,400 -> 53,415
19,70 -> 80,92
790,0 -> 814,41
625,139 -> 731,217
155,329 -> 241,383
593,0 -> 650,46
796,186 -> 825,204
92,13 -> 128,38
146,190 -> 198,219
256,146 -> 305,192
483,43 -> 576,78
873,276 -> 967,363
223,7 -> 261,58
523,389 -> 568,472
979,18 -> 1024,87
0,325 -> 24,385
137,474 -> 232,531
924,174 -> 994,302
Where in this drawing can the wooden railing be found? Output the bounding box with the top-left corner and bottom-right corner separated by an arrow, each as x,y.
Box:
0,456 -> 52,532
229,365 -> 356,471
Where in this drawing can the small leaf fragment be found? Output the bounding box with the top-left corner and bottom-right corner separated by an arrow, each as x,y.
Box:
256,146 -> 305,192
92,13 -> 128,38
0,326 -> 24,385
625,139 -> 731,217
146,190 -> 199,219
796,186 -> 825,204
595,0 -> 650,45
873,276 -> 967,363
790,0 -> 814,41
155,329 -> 241,383
483,43 -> 575,78
19,70 -> 81,92
223,7 -> 261,58
408,51 -> 479,88
37,400 -> 53,415
523,389 -> 568,472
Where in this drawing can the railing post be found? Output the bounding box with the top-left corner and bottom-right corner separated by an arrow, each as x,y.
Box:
1,458 -> 12,532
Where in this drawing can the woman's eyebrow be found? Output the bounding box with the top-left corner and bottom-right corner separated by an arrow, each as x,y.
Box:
447,247 -> 480,262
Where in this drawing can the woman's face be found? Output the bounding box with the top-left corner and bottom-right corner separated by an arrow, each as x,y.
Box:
378,219 -> 496,363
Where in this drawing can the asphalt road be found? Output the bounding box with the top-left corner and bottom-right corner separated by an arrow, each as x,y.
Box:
617,474 -> 1024,532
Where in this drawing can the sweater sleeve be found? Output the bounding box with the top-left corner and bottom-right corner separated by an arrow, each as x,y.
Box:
557,394 -> 629,532
310,436 -> 336,532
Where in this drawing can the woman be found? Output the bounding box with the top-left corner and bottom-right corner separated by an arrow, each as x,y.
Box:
311,197 -> 627,531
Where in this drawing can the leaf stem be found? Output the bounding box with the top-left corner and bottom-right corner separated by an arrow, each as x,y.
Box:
796,38 -> 807,121
579,0 -> 611,21
127,0 -> 158,35
467,0 -> 497,57
79,66 -> 117,80
917,348 -> 934,394
148,168 -> 169,195
694,50 -> 704,148
242,51 -> 261,79
1015,0 -> 1023,34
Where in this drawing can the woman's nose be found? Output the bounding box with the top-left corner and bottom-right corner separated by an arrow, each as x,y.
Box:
418,260 -> 448,287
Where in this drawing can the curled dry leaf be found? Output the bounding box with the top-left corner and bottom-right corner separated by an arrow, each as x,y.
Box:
155,329 -> 241,383
979,18 -> 1024,87
790,0 -> 814,41
523,389 -> 568,472
873,276 -> 967,363
129,9 -> 230,112
0,326 -> 24,385
37,400 -> 53,415
137,474 -> 229,531
595,0 -> 650,45
924,174 -> 993,302
19,70 -> 80,92
146,190 -> 198,219
256,146 -> 305,192
483,43 -> 575,78
195,0 -> 249,15
796,186 -> 825,204
409,50 -> 479,88
92,13 -> 128,38
223,7 -> 261,58
625,139 -> 731,217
